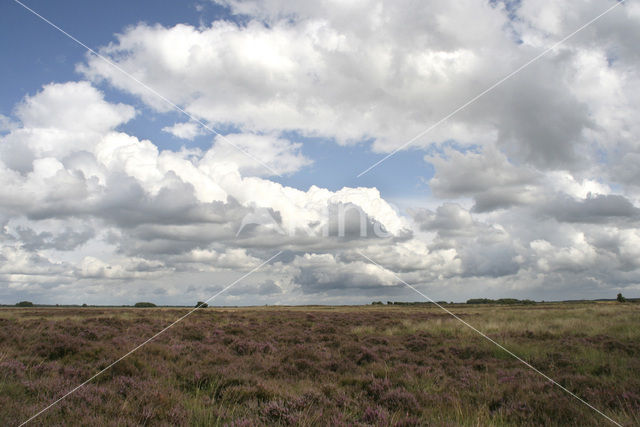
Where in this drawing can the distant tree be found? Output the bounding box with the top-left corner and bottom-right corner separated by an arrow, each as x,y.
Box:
15,301 -> 34,307
387,301 -> 393,305
82,303 -> 88,307
134,302 -> 156,308
466,298 -> 535,305
196,301 -> 208,308
617,293 -> 626,303
466,298 -> 492,304
371,301 -> 383,305
496,298 -> 519,305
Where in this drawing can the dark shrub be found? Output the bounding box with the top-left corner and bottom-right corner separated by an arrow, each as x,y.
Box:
0,360 -> 26,379
196,301 -> 208,308
366,377 -> 392,400
380,388 -> 419,412
181,327 -> 205,341
617,293 -> 626,303
262,400 -> 297,425
342,344 -> 378,365
35,333 -> 83,360
290,390 -> 325,409
357,347 -> 377,365
405,335 -> 431,352
181,370 -> 214,392
362,405 -> 389,424
232,338 -> 259,355
134,302 -> 156,308
15,301 -> 34,307
224,382 -> 275,403
466,298 -> 492,304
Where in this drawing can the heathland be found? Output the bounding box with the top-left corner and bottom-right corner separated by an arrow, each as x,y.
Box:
1,302 -> 638,426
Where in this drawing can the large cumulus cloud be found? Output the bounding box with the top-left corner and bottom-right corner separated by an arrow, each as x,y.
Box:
0,81 -> 423,304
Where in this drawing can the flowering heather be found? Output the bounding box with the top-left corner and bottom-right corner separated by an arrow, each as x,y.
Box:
0,303 -> 639,425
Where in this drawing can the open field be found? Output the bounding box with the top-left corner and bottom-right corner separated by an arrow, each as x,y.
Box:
1,303 -> 639,426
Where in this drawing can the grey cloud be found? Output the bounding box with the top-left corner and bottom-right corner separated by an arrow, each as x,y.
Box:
411,203 -> 474,237
16,227 -> 95,251
541,194 -> 640,224
412,203 -> 521,278
491,62 -> 592,169
290,253 -> 398,295
612,152 -> 640,188
459,243 -> 520,278
472,189 -> 535,213
95,173 -> 230,228
427,146 -> 540,213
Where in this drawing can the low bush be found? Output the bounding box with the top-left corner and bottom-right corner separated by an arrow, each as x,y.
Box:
134,302 -> 156,308
15,301 -> 34,307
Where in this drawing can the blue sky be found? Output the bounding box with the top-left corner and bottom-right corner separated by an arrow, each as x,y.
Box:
1,1 -> 220,105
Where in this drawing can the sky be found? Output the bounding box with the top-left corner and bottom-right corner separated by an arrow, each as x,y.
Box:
1,0 -> 639,305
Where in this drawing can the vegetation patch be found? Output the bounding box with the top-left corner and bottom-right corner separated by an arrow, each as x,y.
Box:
0,303 -> 638,425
